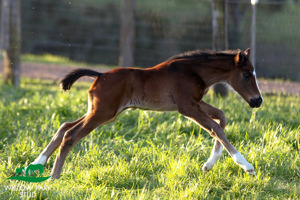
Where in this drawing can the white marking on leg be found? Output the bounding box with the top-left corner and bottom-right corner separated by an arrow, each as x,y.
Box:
232,152 -> 255,174
31,154 -> 47,165
23,154 -> 47,175
202,144 -> 223,171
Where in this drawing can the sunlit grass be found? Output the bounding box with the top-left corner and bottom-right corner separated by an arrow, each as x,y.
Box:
21,54 -> 115,69
0,78 -> 299,199
22,54 -> 72,65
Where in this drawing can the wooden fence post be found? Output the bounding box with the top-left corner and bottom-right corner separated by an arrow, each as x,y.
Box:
212,0 -> 228,97
1,0 -> 21,87
119,0 -> 135,68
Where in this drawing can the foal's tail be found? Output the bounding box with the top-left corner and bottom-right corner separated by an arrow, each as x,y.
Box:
60,69 -> 102,91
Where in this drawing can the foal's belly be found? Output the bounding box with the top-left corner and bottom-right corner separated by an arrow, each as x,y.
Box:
117,69 -> 179,112
119,94 -> 178,112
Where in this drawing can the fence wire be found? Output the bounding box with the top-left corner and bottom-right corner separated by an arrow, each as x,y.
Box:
3,0 -> 300,81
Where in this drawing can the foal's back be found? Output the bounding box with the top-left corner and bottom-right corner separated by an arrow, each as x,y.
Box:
90,63 -> 186,112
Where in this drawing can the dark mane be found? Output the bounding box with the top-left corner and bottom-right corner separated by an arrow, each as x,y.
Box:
167,49 -> 240,61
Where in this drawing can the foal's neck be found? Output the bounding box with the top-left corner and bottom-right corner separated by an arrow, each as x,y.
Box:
190,58 -> 234,87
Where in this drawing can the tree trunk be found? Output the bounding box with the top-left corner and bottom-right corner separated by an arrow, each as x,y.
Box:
119,0 -> 135,67
212,0 -> 228,97
229,2 -> 246,48
1,0 -> 21,87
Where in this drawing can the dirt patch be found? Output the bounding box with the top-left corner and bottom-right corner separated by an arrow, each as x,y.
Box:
256,80 -> 300,95
1,62 -> 300,95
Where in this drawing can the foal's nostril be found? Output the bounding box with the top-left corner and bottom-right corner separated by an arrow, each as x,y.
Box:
257,96 -> 263,105
249,96 -> 263,108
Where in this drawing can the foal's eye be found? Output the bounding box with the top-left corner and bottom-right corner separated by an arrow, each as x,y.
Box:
243,72 -> 252,79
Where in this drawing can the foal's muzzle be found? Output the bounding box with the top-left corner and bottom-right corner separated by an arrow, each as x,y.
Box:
249,96 -> 263,108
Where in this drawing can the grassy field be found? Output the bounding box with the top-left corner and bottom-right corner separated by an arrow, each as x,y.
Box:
20,54 -> 115,69
0,78 -> 299,199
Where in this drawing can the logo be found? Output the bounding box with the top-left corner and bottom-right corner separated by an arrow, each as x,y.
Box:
7,164 -> 51,182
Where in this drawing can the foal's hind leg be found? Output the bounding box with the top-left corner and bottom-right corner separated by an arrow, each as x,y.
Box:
30,115 -> 86,166
50,112 -> 117,179
200,101 -> 226,171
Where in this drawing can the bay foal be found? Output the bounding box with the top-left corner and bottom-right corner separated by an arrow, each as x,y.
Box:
29,48 -> 263,179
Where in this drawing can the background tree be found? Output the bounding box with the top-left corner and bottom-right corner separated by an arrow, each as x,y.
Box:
212,0 -> 228,97
1,0 -> 21,87
119,0 -> 135,67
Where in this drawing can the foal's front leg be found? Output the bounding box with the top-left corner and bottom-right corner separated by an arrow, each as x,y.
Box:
200,101 -> 226,171
202,139 -> 223,171
179,102 -> 255,175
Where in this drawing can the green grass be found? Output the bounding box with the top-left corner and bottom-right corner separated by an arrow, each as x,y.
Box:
0,78 -> 299,199
21,54 -> 80,66
0,51 -> 115,69
20,54 -> 115,69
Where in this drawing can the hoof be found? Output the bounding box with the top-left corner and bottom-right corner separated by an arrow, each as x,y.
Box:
202,162 -> 213,172
50,173 -> 60,180
246,169 -> 255,175
202,166 -> 209,172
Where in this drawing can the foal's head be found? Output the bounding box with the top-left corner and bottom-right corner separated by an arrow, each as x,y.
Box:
228,49 -> 263,108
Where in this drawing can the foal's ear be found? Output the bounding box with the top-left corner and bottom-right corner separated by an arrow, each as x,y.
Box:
234,51 -> 244,66
244,48 -> 251,59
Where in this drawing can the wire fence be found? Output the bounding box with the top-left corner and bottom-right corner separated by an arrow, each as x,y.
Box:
7,0 -> 300,81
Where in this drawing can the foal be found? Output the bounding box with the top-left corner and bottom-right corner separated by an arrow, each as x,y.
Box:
29,48 -> 263,179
